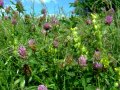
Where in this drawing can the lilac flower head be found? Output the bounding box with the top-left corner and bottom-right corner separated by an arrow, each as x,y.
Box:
78,55 -> 87,67
105,15 -> 113,25
18,45 -> 27,59
93,62 -> 103,69
38,85 -> 48,90
0,0 -> 4,8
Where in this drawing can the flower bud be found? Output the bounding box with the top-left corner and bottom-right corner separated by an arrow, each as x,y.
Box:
93,50 -> 101,61
16,0 -> 24,13
86,19 -> 92,25
28,39 -> 36,51
53,38 -> 59,48
4,16 -> 9,20
41,8 -> 47,15
108,8 -> 115,15
23,64 -> 31,76
41,29 -> 47,35
5,6 -> 11,14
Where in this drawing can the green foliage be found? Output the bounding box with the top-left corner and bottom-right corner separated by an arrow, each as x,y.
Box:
70,0 -> 120,16
0,0 -> 120,90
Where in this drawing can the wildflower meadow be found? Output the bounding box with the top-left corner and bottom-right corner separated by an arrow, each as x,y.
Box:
0,0 -> 120,90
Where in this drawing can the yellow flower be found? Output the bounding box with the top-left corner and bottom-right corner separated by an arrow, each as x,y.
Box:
94,24 -> 100,30
72,31 -> 78,36
100,57 -> 109,68
70,27 -> 78,31
92,19 -> 96,23
91,13 -> 98,19
74,38 -> 79,42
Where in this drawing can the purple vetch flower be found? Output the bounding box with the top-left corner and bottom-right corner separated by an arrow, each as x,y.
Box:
78,55 -> 87,67
93,62 -> 103,69
11,18 -> 17,25
43,23 -> 51,31
18,45 -> 27,59
105,15 -> 113,25
0,0 -> 4,8
38,85 -> 48,90
86,19 -> 92,25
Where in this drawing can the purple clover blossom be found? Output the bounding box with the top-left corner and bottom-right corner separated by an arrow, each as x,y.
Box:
93,62 -> 103,69
43,23 -> 51,31
38,85 -> 48,90
0,0 -> 4,8
78,55 -> 87,67
18,45 -> 27,59
105,15 -> 113,25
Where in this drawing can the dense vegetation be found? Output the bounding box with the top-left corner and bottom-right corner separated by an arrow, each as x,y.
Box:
0,0 -> 120,90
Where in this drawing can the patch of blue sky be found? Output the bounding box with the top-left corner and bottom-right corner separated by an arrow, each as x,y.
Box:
4,0 -> 74,16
